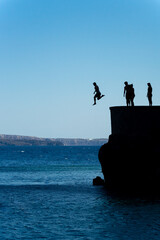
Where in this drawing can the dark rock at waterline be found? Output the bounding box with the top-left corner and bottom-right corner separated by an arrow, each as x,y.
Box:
93,176 -> 104,186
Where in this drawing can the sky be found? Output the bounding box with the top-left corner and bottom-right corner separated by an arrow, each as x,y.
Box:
0,0 -> 160,138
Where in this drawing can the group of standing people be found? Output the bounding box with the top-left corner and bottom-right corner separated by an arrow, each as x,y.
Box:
123,82 -> 153,106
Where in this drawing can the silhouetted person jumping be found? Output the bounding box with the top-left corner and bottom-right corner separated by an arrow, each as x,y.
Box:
93,82 -> 105,105
147,83 -> 152,106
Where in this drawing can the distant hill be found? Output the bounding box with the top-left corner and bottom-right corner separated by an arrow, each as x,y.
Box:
57,138 -> 107,146
0,135 -> 107,146
0,134 -> 63,146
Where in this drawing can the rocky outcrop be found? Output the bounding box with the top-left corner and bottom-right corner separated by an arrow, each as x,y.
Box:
99,106 -> 160,195
93,176 -> 104,186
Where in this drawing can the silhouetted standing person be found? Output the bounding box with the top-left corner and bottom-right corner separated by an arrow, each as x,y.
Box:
93,82 -> 105,105
147,83 -> 152,106
130,84 -> 135,106
124,81 -> 130,106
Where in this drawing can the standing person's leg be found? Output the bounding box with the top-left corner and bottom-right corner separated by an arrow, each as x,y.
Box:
149,96 -> 152,106
126,97 -> 130,106
131,98 -> 134,106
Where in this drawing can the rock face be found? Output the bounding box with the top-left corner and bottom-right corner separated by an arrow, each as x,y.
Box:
98,106 -> 160,195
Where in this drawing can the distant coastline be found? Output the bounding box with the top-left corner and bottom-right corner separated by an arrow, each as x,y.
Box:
0,134 -> 107,146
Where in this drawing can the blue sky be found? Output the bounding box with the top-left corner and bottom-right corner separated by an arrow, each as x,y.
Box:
0,0 -> 160,138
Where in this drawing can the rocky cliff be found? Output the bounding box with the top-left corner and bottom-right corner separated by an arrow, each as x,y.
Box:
99,106 -> 160,195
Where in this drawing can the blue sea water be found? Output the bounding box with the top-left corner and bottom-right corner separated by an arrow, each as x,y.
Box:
0,146 -> 160,240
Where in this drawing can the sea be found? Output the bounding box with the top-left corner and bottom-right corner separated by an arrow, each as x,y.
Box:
0,146 -> 160,240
